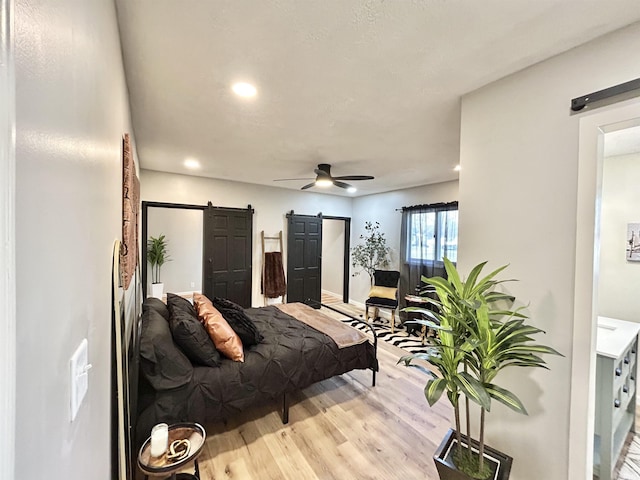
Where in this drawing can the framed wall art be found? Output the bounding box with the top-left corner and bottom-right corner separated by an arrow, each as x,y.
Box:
627,223 -> 640,262
121,133 -> 140,289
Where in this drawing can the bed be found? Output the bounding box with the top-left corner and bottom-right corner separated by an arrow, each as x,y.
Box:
134,296 -> 378,447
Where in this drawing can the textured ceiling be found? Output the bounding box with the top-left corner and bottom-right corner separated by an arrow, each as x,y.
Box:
116,1 -> 640,197
604,125 -> 640,157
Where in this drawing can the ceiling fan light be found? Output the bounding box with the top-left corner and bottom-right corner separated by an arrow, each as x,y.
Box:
232,82 -> 257,98
315,178 -> 333,187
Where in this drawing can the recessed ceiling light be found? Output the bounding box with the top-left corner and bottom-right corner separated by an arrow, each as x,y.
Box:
232,82 -> 257,98
184,158 -> 201,170
347,186 -> 357,193
315,178 -> 333,187
454,164 -> 461,171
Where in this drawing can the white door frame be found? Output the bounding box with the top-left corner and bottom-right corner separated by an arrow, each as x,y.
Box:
569,98 -> 640,480
0,1 -> 15,479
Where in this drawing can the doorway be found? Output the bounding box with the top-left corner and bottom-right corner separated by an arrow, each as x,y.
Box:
322,216 -> 351,304
285,213 -> 351,305
569,99 -> 640,480
141,201 -> 253,307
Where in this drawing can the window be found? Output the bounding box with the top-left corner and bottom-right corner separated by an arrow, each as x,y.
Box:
406,205 -> 458,264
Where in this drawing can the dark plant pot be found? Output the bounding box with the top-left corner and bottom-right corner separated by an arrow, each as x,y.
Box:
433,428 -> 513,480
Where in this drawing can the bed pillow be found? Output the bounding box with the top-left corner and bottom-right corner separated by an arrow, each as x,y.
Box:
367,286 -> 397,301
143,296 -> 171,322
166,292 -> 198,318
168,302 -> 222,367
212,297 -> 263,346
140,306 -> 193,390
193,293 -> 244,362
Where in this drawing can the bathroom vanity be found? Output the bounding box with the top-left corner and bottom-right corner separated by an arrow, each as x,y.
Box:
594,316 -> 640,480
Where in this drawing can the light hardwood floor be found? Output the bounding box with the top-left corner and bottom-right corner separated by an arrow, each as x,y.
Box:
185,316 -> 452,480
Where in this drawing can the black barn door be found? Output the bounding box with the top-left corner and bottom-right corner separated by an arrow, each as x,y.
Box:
287,213 -> 322,305
203,205 -> 253,307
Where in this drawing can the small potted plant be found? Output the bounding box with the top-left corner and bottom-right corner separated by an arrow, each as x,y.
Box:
351,221 -> 391,285
399,258 -> 561,480
147,234 -> 171,299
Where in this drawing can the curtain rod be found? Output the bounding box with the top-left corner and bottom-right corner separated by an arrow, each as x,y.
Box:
396,201 -> 458,212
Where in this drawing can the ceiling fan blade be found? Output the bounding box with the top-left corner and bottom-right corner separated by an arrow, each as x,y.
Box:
273,177 -> 315,182
333,180 -> 353,189
333,175 -> 374,181
301,182 -> 316,190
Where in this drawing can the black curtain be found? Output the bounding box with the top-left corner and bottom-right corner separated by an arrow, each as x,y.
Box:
399,201 -> 458,320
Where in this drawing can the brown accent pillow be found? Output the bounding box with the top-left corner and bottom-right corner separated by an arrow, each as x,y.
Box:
193,293 -> 244,362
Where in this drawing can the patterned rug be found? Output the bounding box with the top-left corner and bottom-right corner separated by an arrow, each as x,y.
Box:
320,302 -> 430,355
344,317 -> 430,355
619,435 -> 640,479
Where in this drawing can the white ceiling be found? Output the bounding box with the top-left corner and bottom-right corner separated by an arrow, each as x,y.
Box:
604,125 -> 640,157
116,1 -> 640,197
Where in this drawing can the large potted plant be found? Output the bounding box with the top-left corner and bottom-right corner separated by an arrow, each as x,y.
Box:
400,258 -> 561,480
351,221 -> 391,285
147,234 -> 171,299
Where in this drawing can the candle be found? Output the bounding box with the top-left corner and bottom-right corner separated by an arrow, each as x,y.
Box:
150,423 -> 168,458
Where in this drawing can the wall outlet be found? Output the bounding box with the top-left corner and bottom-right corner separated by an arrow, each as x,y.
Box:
190,282 -> 195,288
70,338 -> 91,422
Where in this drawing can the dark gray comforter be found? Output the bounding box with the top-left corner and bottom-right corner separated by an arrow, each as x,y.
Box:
136,305 -> 377,445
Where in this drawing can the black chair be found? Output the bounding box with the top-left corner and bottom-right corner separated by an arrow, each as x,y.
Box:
365,270 -> 400,332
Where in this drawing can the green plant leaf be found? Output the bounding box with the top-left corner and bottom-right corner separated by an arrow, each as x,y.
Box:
443,257 -> 463,293
425,276 -> 456,298
485,384 -> 528,415
455,371 -> 491,411
425,378 -> 447,406
502,345 -> 563,356
462,261 -> 488,297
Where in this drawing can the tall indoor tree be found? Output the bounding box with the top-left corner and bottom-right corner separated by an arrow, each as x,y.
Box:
351,221 -> 391,284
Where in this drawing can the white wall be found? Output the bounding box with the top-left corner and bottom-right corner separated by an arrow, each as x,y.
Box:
14,1 -> 135,479
141,169 -> 352,306
459,23 -> 640,480
147,207 -> 203,295
0,2 -> 15,479
598,152 -> 640,322
321,218 -> 345,296
350,180 -> 458,304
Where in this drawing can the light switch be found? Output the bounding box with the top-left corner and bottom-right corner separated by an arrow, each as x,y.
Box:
70,338 -> 91,422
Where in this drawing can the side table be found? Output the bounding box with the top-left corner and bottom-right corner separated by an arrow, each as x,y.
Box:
404,294 -> 436,345
138,422 -> 206,480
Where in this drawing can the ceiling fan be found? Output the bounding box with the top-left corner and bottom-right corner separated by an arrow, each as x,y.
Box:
274,163 -> 374,191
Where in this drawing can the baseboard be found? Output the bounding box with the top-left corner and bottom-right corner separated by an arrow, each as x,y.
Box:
321,288 -> 341,297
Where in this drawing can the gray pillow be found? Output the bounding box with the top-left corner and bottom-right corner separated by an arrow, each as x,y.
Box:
143,296 -> 170,322
168,303 -> 222,367
166,292 -> 197,318
140,307 -> 193,390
